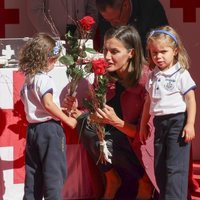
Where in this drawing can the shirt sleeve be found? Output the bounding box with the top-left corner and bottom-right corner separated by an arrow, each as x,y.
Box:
36,74 -> 54,98
178,70 -> 197,95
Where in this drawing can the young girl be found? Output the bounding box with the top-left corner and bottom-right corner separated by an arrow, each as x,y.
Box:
19,33 -> 77,200
140,26 -> 196,199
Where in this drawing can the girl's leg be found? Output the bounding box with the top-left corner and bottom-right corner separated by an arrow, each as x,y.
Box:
23,125 -> 43,200
37,121 -> 66,200
153,117 -> 167,199
165,113 -> 190,200
154,113 -> 190,200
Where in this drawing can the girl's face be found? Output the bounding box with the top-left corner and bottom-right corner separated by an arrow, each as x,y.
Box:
149,40 -> 177,71
103,37 -> 134,78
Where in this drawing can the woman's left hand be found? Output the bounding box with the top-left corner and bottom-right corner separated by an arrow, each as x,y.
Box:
94,104 -> 121,126
91,105 -> 137,138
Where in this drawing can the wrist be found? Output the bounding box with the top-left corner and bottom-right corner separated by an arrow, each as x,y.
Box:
186,121 -> 195,126
111,118 -> 124,128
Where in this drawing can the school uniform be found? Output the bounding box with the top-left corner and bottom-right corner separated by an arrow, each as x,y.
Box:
146,62 -> 196,200
21,72 -> 67,200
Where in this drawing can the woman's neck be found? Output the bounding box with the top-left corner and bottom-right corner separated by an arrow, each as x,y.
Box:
116,64 -> 129,80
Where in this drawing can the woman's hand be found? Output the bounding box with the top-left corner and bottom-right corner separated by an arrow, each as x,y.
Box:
90,104 -> 121,125
90,104 -> 137,138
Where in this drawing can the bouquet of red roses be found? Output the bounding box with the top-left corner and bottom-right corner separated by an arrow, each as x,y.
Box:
59,16 -> 97,96
83,58 -> 112,164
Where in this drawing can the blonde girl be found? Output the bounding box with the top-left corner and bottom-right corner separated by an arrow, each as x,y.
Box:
140,26 -> 196,200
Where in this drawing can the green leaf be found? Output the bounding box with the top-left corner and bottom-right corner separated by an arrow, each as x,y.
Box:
59,55 -> 74,66
82,51 -> 87,58
72,67 -> 84,78
85,48 -> 96,54
84,63 -> 92,73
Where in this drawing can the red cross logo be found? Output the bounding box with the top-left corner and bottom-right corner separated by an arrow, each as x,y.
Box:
170,0 -> 200,22
0,0 -> 19,37
0,71 -> 26,185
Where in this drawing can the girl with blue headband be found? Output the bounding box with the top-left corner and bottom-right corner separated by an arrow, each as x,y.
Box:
19,33 -> 77,200
139,25 -> 197,199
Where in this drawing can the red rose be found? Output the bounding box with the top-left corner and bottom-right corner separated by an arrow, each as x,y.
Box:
92,58 -> 108,75
79,16 -> 95,32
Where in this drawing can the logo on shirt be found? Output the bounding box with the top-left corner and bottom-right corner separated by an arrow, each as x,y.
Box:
164,78 -> 175,91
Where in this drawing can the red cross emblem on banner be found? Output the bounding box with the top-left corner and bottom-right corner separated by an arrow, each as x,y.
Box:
0,71 -> 26,185
171,0 -> 200,22
0,0 -> 19,37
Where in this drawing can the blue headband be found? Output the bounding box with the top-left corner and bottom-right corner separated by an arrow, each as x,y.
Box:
48,41 -> 62,57
53,41 -> 62,55
150,30 -> 177,43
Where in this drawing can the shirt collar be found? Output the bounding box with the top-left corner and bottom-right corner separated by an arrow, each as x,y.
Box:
154,62 -> 181,77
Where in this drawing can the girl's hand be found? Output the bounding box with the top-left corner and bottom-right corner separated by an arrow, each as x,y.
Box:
182,123 -> 195,142
62,95 -> 78,114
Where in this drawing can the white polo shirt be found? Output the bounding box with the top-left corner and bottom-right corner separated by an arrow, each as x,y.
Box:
146,62 -> 196,116
21,72 -> 60,123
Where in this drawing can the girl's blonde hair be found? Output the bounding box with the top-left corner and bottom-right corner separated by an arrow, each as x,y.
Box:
146,25 -> 190,70
19,33 -> 61,76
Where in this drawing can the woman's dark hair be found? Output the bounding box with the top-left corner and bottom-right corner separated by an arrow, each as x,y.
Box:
104,25 -> 145,87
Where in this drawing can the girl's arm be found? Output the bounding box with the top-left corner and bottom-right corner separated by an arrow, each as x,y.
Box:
182,90 -> 196,142
42,93 -> 77,129
139,94 -> 151,143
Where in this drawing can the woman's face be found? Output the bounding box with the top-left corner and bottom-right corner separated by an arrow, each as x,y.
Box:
103,37 -> 133,78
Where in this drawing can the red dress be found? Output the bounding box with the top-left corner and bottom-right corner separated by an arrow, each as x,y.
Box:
107,65 -> 158,192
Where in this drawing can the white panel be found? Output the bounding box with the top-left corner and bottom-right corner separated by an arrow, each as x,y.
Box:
0,69 -> 13,109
